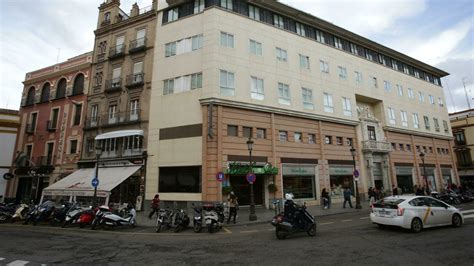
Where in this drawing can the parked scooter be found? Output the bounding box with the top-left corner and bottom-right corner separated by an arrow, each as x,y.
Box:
100,203 -> 136,229
77,207 -> 95,228
0,203 -> 17,223
174,208 -> 190,233
10,203 -> 31,223
192,205 -> 203,233
62,203 -> 86,228
156,208 -> 174,233
271,194 -> 316,240
24,200 -> 55,226
50,202 -> 74,226
203,203 -> 225,233
431,191 -> 461,205
91,205 -> 112,230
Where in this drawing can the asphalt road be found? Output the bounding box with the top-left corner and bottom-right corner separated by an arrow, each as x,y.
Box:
1,204 -> 473,265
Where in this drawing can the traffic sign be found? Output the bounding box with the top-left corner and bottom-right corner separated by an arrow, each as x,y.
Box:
92,178 -> 99,188
353,169 -> 359,178
246,173 -> 256,184
216,172 -> 225,182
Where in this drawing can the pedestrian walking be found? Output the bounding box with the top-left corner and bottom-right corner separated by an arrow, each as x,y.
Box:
343,187 -> 353,208
368,187 -> 376,206
148,194 -> 160,219
227,191 -> 238,224
321,188 -> 329,209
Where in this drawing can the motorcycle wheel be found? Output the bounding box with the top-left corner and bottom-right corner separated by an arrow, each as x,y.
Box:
307,224 -> 317,237
208,224 -> 215,234
62,220 -> 69,228
156,220 -> 162,233
275,228 -> 287,240
131,219 -> 137,228
193,222 -> 202,233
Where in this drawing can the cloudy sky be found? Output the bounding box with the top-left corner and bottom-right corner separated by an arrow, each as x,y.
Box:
0,0 -> 472,112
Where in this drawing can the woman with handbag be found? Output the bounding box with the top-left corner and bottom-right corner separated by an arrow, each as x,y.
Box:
227,191 -> 238,224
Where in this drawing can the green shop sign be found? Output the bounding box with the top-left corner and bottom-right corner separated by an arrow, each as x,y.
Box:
225,162 -> 279,175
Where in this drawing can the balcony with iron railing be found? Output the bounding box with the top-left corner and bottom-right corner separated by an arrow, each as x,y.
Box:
109,44 -> 126,59
129,37 -> 147,53
105,78 -> 122,93
125,73 -> 144,89
46,120 -> 57,132
361,140 -> 391,153
102,110 -> 141,128
36,155 -> 56,167
84,116 -> 100,130
25,123 -> 35,134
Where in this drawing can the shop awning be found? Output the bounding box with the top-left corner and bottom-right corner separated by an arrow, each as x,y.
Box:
95,130 -> 144,140
42,166 -> 141,197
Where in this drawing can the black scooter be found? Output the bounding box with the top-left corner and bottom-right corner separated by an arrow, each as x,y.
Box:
174,208 -> 190,233
192,205 -> 203,233
24,200 -> 55,226
271,203 -> 316,240
50,202 -> 74,226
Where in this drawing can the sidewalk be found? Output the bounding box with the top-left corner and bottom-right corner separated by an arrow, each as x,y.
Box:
136,202 -> 368,228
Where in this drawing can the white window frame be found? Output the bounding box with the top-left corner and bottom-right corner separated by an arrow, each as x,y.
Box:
419,91 -> 425,103
296,22 -> 305,36
276,47 -> 287,62
163,79 -> 174,95
323,92 -> 333,113
220,32 -> 234,48
354,71 -> 362,84
274,14 -> 284,29
397,84 -> 403,96
384,80 -> 391,92
338,66 -> 347,79
342,97 -> 352,116
316,30 -> 325,43
429,95 -> 435,105
412,113 -> 420,129
279,131 -> 288,141
220,0 -> 233,10
300,55 -> 310,69
401,110 -> 408,127
334,37 -> 342,49
278,83 -> 290,105
130,99 -> 139,121
249,5 -> 260,21
194,0 -> 205,13
249,39 -> 262,56
320,60 -> 329,73
220,70 -> 235,96
408,88 -> 414,99
168,8 -> 179,22
250,76 -> 264,100
388,107 -> 396,125
302,87 -> 314,110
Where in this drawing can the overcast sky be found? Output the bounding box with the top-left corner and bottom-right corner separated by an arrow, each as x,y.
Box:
0,0 -> 472,112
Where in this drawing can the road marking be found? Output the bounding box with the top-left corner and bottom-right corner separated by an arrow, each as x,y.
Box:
463,214 -> 474,219
319,222 -> 334,225
240,230 -> 258,233
341,219 -> 352,223
360,217 -> 370,220
461,210 -> 474,215
0,257 -> 5,261
7,260 -> 30,266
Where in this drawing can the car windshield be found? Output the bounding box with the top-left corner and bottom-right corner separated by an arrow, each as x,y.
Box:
373,198 -> 405,209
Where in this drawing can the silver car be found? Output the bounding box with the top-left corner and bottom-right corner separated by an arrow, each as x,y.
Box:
370,195 -> 464,233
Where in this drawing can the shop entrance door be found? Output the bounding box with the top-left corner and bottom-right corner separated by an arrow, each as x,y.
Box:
396,175 -> 414,194
229,175 -> 263,206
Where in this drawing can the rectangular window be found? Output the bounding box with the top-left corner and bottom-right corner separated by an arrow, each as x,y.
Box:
220,70 -> 235,96
372,77 -> 378,88
163,79 -> 174,95
191,35 -> 203,51
334,37 -> 342,49
391,143 -> 397,151
227,125 -> 238,136
220,0 -> 233,10
278,83 -> 290,105
70,140 -> 78,154
159,166 -> 201,193
384,80 -> 391,92
250,76 -> 264,100
429,95 -> 435,105
367,126 -> 376,140
308,134 -> 316,144
412,113 -> 420,129
220,32 -> 234,48
418,91 -> 425,103
443,120 -> 449,133
338,66 -> 347,79
249,39 -> 262,55
108,105 -> 117,124
346,138 -> 353,146
302,88 -> 314,110
316,30 -> 325,43
323,93 -> 333,113
401,111 -> 408,127
335,136 -> 343,145
325,136 -> 332,144
294,132 -> 302,142
433,118 -> 440,132
256,128 -> 266,139
408,88 -> 414,99
73,103 -> 82,126
249,5 -> 260,21
168,8 -> 179,22
403,64 -> 409,74
423,116 -> 430,130
191,73 -> 202,90
350,43 -> 358,54
342,97 -> 352,116
300,55 -> 310,69
194,0 -> 205,13
165,42 -> 176,57
354,71 -> 363,84
365,48 -> 373,61
397,84 -> 403,96
243,127 -> 252,138
406,144 -> 412,152
438,97 -> 444,107
29,112 -> 37,132
130,99 -> 139,121
51,108 -> 59,129
276,47 -> 287,61
274,14 -> 284,28
279,131 -> 288,141
320,60 -> 329,73
414,70 -> 420,78
388,107 -> 396,125
296,22 -> 305,36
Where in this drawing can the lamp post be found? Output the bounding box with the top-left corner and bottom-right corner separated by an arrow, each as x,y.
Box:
350,146 -> 362,209
92,145 -> 102,207
247,137 -> 257,221
419,152 -> 428,194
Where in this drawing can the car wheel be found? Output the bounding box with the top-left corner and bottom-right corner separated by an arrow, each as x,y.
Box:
276,228 -> 287,240
307,224 -> 317,237
411,218 -> 423,233
452,214 -> 462,227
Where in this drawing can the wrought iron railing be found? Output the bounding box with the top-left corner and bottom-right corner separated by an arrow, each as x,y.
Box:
129,37 -> 147,53
105,78 -> 122,92
361,140 -> 391,152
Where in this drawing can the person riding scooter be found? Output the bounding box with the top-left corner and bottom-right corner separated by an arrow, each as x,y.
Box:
284,193 -> 304,229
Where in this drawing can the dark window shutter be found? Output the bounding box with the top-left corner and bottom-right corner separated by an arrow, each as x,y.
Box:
286,18 -> 295,32
325,32 -> 333,45
162,9 -> 169,23
263,9 -> 273,25
342,39 -> 350,52
307,26 -> 316,39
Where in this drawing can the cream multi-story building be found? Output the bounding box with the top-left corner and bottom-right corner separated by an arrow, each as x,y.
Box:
146,0 -> 457,207
450,109 -> 474,187
0,109 -> 20,202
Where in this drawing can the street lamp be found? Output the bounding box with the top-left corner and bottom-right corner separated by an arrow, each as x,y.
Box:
350,146 -> 362,209
419,152 -> 428,194
92,144 -> 102,207
247,137 -> 257,221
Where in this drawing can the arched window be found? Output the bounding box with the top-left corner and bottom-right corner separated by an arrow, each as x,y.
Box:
56,78 -> 67,99
72,74 -> 84,95
26,87 -> 36,105
40,83 -> 50,102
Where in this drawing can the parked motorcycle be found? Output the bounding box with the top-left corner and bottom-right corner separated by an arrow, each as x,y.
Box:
10,203 -> 31,223
174,208 -> 190,233
91,205 -> 112,230
77,207 -> 95,228
24,200 -> 55,226
192,205 -> 203,233
0,203 -> 17,223
271,202 -> 317,240
156,208 -> 174,233
62,203 -> 86,228
50,202 -> 74,226
100,203 -> 136,229
431,191 -> 461,205
203,203 -> 225,233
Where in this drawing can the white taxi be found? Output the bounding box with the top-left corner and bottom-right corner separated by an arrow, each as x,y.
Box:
370,195 -> 464,233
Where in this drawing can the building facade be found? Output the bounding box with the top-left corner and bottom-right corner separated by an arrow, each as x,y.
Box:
450,109 -> 474,187
6,52 -> 92,203
78,0 -> 157,208
146,0 -> 458,208
0,109 -> 20,202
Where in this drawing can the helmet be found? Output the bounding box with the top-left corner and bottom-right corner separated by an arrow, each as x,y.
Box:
285,193 -> 294,200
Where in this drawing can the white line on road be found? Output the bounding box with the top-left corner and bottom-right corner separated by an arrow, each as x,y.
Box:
0,258 -> 5,261
7,260 -> 30,266
359,217 -> 370,220
341,219 -> 353,223
319,222 -> 334,225
240,230 -> 258,233
461,210 -> 474,214
463,214 -> 474,219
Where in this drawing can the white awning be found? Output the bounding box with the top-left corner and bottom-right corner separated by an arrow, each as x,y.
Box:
95,130 -> 144,140
42,166 -> 141,197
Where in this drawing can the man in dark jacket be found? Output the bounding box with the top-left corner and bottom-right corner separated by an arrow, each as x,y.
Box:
343,187 -> 353,208
148,194 -> 160,219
